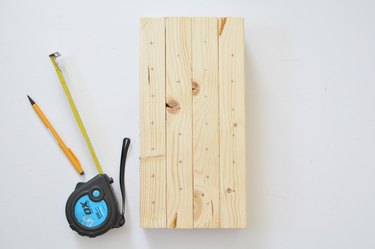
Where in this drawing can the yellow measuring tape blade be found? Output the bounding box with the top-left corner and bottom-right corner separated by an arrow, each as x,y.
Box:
49,52 -> 103,174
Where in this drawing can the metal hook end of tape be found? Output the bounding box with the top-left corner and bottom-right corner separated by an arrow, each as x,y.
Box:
49,52 -> 62,71
49,52 -> 61,58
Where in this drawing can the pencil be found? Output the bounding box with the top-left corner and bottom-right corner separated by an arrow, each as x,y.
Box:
27,95 -> 84,175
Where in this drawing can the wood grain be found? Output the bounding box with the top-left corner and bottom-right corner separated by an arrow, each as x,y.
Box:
192,17 -> 220,228
166,17 -> 193,228
219,17 -> 247,228
140,17 -> 166,228
140,17 -> 246,229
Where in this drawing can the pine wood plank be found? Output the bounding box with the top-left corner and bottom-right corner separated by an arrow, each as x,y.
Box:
165,17 -> 193,228
219,17 -> 247,228
140,17 -> 166,228
192,17 -> 220,228
140,16 -> 246,229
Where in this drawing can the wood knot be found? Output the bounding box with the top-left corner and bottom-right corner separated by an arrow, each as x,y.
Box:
166,99 -> 180,114
171,213 -> 177,228
226,188 -> 232,193
219,17 -> 227,36
192,81 -> 200,96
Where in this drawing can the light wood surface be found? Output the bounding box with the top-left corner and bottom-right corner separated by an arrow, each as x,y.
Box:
166,17 -> 194,228
140,17 -> 246,229
192,17 -> 220,228
140,17 -> 166,228
219,17 -> 247,228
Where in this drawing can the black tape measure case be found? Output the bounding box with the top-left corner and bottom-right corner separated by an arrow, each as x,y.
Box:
65,138 -> 130,237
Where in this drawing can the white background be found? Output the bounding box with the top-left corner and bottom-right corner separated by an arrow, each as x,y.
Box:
1,0 -> 375,248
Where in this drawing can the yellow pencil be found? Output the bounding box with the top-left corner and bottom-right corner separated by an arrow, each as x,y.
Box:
28,95 -> 84,175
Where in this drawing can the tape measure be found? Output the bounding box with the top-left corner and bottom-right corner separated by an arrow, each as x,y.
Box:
65,138 -> 130,237
49,52 -> 130,237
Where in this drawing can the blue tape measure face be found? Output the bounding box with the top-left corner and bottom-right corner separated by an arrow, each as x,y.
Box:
74,194 -> 108,228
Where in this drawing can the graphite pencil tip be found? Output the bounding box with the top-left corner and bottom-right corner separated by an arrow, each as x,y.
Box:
27,95 -> 35,105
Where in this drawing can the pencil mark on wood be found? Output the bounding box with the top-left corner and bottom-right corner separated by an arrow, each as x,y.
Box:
147,66 -> 151,85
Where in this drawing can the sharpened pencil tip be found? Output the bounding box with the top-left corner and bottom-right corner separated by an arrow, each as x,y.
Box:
80,171 -> 84,175
27,95 -> 35,105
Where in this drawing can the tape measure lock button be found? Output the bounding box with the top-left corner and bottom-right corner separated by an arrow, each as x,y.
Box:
89,187 -> 104,201
92,189 -> 101,198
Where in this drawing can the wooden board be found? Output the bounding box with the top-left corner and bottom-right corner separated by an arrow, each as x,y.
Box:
192,17 -> 220,228
219,17 -> 247,228
140,17 -> 246,229
166,17 -> 193,228
140,18 -> 166,228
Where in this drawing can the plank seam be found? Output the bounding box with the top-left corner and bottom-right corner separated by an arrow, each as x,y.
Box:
164,16 -> 167,228
217,17 -> 221,228
190,17 -> 195,229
